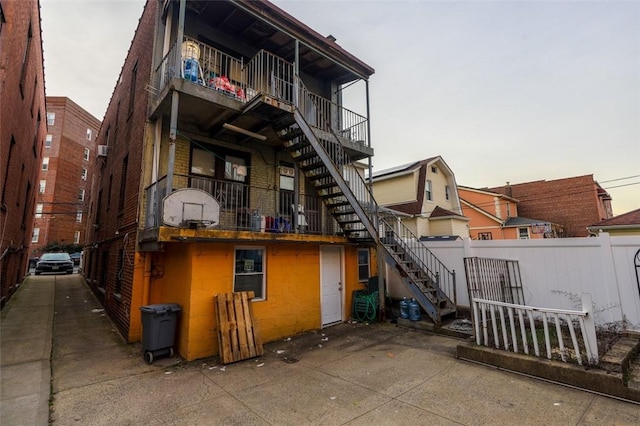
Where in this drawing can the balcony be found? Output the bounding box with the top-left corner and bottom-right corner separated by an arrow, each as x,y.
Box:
150,36 -> 372,160
140,174 -> 349,248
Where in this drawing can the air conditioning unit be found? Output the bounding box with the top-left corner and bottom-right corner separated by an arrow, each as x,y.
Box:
97,145 -> 108,157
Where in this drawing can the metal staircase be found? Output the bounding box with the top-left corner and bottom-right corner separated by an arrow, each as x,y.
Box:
246,73 -> 457,324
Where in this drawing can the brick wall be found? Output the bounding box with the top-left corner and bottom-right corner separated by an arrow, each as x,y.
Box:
0,0 -> 47,305
490,175 -> 606,237
84,0 -> 157,336
31,97 -> 101,254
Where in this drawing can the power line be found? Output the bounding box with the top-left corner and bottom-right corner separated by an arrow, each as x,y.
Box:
599,175 -> 640,184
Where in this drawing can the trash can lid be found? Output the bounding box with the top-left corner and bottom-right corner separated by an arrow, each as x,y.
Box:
140,303 -> 181,314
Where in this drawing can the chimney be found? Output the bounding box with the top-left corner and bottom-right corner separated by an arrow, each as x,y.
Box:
506,181 -> 512,197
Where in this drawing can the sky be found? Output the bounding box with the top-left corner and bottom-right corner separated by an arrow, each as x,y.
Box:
40,0 -> 639,215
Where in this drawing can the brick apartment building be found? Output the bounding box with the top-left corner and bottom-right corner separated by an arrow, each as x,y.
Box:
31,97 -> 101,256
0,0 -> 47,306
489,175 -> 613,237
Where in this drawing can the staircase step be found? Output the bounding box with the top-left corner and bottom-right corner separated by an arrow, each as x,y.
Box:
599,336 -> 640,374
332,210 -> 356,217
327,200 -> 352,209
336,219 -> 363,225
272,115 -> 296,131
299,162 -> 326,172
315,181 -> 339,191
291,150 -> 319,162
280,129 -> 304,141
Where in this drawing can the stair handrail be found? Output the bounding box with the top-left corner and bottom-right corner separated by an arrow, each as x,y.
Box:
378,210 -> 457,308
295,77 -> 379,233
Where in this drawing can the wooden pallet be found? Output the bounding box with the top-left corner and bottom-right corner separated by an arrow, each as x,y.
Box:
215,291 -> 263,364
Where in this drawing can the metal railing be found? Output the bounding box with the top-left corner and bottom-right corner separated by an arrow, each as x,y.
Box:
379,213 -> 457,308
244,49 -> 295,104
472,293 -> 599,365
154,36 -> 246,101
307,93 -> 369,149
144,173 -> 337,235
464,257 -> 525,305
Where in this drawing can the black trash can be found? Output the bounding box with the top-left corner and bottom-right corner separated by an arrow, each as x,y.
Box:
139,303 -> 181,364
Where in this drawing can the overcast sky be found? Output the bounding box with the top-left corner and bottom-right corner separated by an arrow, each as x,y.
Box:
40,0 -> 639,215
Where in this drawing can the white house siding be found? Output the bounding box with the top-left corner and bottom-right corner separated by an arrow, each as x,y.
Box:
373,172 -> 417,206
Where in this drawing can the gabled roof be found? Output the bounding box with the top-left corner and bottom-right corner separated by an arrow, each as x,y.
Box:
503,216 -> 549,227
460,198 -> 503,224
458,185 -> 519,203
588,208 -> 640,228
371,157 -> 436,180
430,206 -> 465,219
419,235 -> 462,241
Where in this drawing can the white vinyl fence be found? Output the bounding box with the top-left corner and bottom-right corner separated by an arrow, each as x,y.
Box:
386,233 -> 640,330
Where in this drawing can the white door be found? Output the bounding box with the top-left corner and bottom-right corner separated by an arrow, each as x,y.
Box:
320,246 -> 343,326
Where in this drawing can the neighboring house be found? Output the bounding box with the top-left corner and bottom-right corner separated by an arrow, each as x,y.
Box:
459,186 -> 560,240
30,97 -> 100,255
0,0 -> 47,306
371,157 -> 469,239
587,208 -> 640,237
488,175 -> 613,237
83,0 -> 378,361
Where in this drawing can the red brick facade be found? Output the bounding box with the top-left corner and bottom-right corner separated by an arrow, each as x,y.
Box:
31,97 -> 101,255
83,0 -> 156,337
0,0 -> 47,306
489,175 -> 613,237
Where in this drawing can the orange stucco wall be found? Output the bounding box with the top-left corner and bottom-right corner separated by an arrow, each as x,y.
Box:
130,241 -> 366,361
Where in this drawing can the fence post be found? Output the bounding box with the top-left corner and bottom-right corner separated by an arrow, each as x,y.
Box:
582,293 -> 599,364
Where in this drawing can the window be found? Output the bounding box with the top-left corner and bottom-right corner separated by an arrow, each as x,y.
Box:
118,155 -> 128,212
39,180 -> 46,194
78,189 -> 85,202
86,128 -> 92,141
42,157 -> 49,170
35,203 -> 43,218
76,210 -> 83,223
47,112 -> 55,126
431,166 -> 438,173
425,180 -> 432,201
32,228 -> 40,243
518,228 -> 530,240
19,21 -> 32,97
233,247 -> 265,300
478,232 -> 492,240
445,185 -> 450,201
74,231 -> 80,244
44,134 -> 52,148
128,62 -> 138,115
357,248 -> 370,282
83,148 -> 90,161
81,168 -> 87,181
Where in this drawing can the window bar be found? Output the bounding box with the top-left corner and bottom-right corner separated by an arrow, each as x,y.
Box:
481,302 -> 489,346
498,304 -> 509,350
508,306 -> 518,353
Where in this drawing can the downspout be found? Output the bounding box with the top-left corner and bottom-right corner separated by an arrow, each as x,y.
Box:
167,0 -> 186,194
366,79 -> 385,317
293,39 -> 300,231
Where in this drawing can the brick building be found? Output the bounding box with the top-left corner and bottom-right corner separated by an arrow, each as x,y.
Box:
84,0 -> 388,361
31,97 -> 101,256
0,0 -> 47,306
488,175 -> 613,237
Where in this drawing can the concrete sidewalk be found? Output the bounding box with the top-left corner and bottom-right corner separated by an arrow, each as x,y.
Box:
2,275 -> 640,425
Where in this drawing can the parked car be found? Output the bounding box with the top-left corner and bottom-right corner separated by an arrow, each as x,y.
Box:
35,253 -> 74,275
70,252 -> 82,266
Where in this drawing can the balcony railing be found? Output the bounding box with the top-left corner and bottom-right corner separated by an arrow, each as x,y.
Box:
144,174 -> 339,236
154,36 -> 246,101
152,37 -> 369,149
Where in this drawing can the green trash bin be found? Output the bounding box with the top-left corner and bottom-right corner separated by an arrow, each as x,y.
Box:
139,303 -> 181,364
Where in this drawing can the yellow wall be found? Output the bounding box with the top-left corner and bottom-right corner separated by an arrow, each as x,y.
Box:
139,241 -> 364,361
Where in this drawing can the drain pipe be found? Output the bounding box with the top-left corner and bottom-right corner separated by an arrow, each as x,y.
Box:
142,253 -> 151,306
